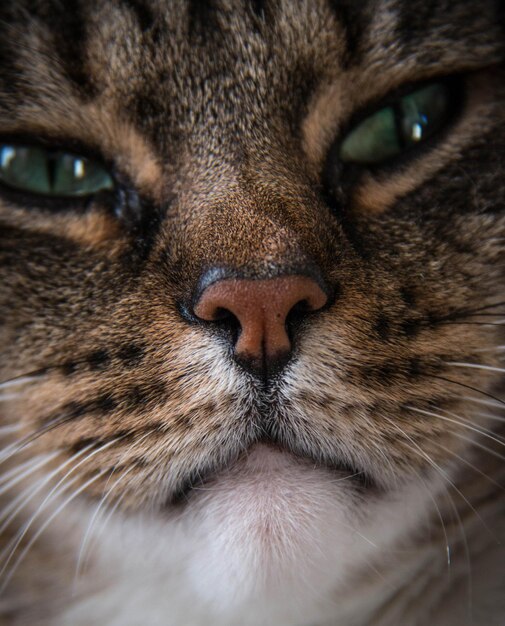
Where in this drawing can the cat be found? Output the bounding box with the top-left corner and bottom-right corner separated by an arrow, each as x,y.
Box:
0,0 -> 504,624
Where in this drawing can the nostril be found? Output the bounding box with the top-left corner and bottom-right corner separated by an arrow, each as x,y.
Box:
290,299 -> 312,316
196,304 -> 241,332
193,302 -> 242,348
212,307 -> 236,322
286,297 -> 320,325
285,298 -> 318,342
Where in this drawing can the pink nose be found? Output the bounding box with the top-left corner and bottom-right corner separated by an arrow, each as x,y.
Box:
193,276 -> 327,365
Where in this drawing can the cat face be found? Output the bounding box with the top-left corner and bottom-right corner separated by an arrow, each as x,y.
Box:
0,0 -> 504,603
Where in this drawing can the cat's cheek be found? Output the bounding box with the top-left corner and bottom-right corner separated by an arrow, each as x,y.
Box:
182,444 -> 361,610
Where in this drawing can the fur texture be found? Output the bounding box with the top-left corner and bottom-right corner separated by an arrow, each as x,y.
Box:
0,1 -> 504,624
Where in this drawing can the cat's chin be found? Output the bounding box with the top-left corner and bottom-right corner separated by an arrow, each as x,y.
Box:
67,444 -> 435,625
178,443 -> 368,613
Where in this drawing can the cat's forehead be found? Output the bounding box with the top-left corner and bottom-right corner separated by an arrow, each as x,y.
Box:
0,1 -> 503,110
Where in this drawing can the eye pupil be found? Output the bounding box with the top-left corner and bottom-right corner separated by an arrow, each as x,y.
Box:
0,145 -> 114,199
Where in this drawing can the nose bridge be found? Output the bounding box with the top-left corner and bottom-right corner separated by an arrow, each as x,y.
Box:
198,202 -> 306,273
181,175 -> 330,282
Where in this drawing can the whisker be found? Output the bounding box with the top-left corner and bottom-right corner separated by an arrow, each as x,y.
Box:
101,431 -> 154,497
439,321 -> 505,326
75,429 -> 158,576
0,425 -> 22,436
0,453 -> 59,497
0,395 -> 24,403
440,407 -> 505,441
471,345 -> 505,353
428,375 -> 505,410
0,375 -> 44,393
405,406 -> 505,449
452,313 -> 505,317
0,438 -> 124,575
440,484 -> 473,616
0,438 -> 41,467
431,440 -> 503,491
0,474 -> 83,580
472,412 -> 505,424
0,469 -> 107,594
452,432 -> 505,462
0,445 -> 96,536
445,362 -> 505,375
447,300 -> 505,316
75,465 -> 136,582
411,468 -> 452,572
458,396 -> 505,411
382,416 -> 494,540
0,413 -> 86,467
0,455 -> 51,488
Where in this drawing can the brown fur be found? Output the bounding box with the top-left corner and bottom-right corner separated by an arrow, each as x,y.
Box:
0,0 -> 504,624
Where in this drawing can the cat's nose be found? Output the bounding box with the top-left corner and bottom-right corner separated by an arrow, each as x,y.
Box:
193,275 -> 328,376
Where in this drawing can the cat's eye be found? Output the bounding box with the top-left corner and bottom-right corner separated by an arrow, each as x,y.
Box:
339,83 -> 452,165
0,144 -> 114,198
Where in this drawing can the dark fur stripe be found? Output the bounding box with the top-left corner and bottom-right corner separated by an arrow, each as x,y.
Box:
328,0 -> 371,67
121,0 -> 157,32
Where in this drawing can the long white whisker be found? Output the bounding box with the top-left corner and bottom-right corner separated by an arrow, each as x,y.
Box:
472,345 -> 505,353
91,489 -> 128,543
0,412 -> 84,468
0,424 -> 23,436
406,406 -> 505,449
0,455 -> 51,487
383,416 -> 494,540
440,483 -> 473,617
0,395 -> 23,403
74,465 -> 135,584
0,376 -> 42,392
445,361 -> 505,375
0,453 -> 59,497
411,467 -> 452,572
0,469 -> 107,593
459,396 -> 505,411
0,417 -> 65,466
101,431 -> 153,496
74,429 -> 155,581
0,474 -> 83,578
391,423 -> 473,598
0,438 -> 123,575
0,437 -> 43,468
431,440 -> 503,491
473,412 -> 505,424
452,432 -> 505,462
0,445 -> 95,535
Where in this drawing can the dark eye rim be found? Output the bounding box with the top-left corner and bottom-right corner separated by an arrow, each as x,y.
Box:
0,134 -> 118,211
0,181 -> 117,212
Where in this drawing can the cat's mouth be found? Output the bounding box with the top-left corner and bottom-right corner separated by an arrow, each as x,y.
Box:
169,440 -> 376,507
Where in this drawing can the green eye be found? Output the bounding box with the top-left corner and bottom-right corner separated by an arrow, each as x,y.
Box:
0,145 -> 114,197
339,83 -> 452,165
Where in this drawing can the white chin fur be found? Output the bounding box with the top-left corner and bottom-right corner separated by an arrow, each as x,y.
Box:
181,444 -> 364,618
62,445 -> 437,626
